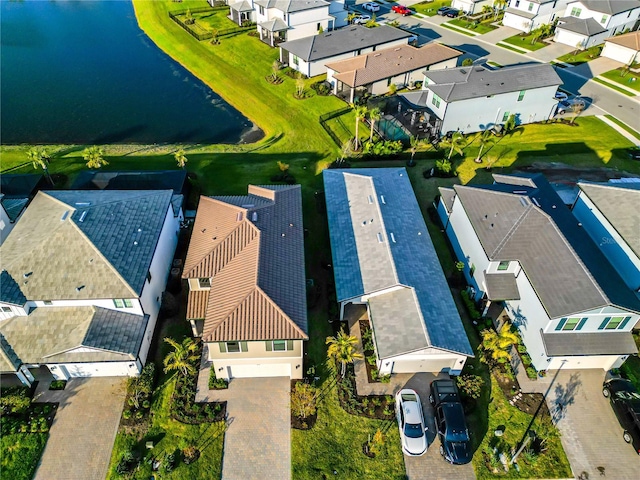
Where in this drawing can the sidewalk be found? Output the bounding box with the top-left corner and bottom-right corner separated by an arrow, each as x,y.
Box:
597,115 -> 640,146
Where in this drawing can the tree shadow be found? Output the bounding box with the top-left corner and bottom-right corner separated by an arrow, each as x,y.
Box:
551,372 -> 582,423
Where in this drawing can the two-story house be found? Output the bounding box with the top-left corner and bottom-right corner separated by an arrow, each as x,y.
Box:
503,0 -> 571,33
227,0 -> 347,46
279,25 -> 412,77
0,190 -> 183,386
554,0 -> 640,49
182,185 -> 308,381
416,63 -> 562,135
437,174 -> 640,372
452,0 -> 495,16
323,168 -> 473,376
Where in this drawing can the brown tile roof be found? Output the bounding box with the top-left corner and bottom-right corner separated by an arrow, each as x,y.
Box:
183,185 -> 308,342
326,43 -> 461,88
605,30 -> 640,51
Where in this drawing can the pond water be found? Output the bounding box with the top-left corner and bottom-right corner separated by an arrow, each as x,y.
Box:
1,0 -> 257,145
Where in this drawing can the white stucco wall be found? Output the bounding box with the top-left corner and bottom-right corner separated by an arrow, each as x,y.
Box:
503,0 -> 570,31
601,41 -> 638,64
379,348 -> 467,376
47,360 -> 141,380
554,27 -> 608,49
452,0 -> 492,15
562,2 -> 640,32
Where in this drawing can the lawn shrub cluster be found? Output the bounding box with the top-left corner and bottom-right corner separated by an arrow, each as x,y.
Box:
311,80 -> 331,96
291,381 -> 318,430
208,369 -> 229,390
49,380 -> 67,390
122,363 -> 156,425
361,139 -> 403,157
0,388 -> 55,435
335,363 -> 395,420
510,328 -> 538,379
460,289 -> 481,319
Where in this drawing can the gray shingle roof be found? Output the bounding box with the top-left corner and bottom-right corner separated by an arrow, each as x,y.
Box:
324,168 -> 473,357
0,270 -> 27,306
229,0 -> 254,12
280,25 -> 412,62
556,16 -> 607,36
259,17 -> 289,32
70,170 -> 187,194
0,334 -> 22,373
505,7 -> 537,19
484,272 -> 520,300
255,0 -> 329,13
424,64 -> 562,102
1,197 -> 29,222
574,0 -> 640,15
577,181 -> 640,259
453,174 -> 640,318
84,307 -> 148,355
542,331 -> 638,356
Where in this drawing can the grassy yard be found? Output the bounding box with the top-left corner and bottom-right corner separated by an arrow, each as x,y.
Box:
604,114 -> 640,141
556,45 -> 603,65
447,17 -> 497,35
411,0 -> 452,16
600,68 -> 640,92
501,33 -> 549,52
0,433 -> 47,480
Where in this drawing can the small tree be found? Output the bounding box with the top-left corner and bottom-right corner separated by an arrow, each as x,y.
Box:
503,114 -> 517,134
83,146 -> 108,169
475,129 -> 494,163
481,327 -> 519,364
128,362 -> 155,409
163,337 -> 199,377
295,75 -> 305,98
493,0 -> 506,20
570,101 -> 585,125
440,131 -> 465,160
27,147 -> 53,185
210,28 -> 220,45
290,382 -> 317,419
270,60 -> 280,82
368,107 -> 381,143
408,136 -> 423,166
277,160 -> 289,172
0,391 -> 31,415
462,57 -> 474,67
456,374 -> 484,399
388,83 -> 398,95
318,25 -> 324,34
347,12 -> 358,24
369,428 -> 385,455
435,158 -> 452,175
326,328 -> 363,377
353,105 -> 368,151
174,149 -> 188,169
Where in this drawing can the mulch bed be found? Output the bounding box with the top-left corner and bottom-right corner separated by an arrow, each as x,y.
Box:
291,411 -> 317,430
335,364 -> 395,420
359,320 -> 378,384
493,367 -> 549,418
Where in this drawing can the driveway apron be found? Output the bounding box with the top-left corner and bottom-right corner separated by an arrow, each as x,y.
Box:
33,377 -> 126,480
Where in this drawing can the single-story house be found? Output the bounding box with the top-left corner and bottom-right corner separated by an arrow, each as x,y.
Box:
279,25 -> 413,77
554,1 -> 640,48
438,174 -> 640,372
572,179 -> 640,295
0,173 -> 42,245
326,43 -> 461,102
503,0 -> 571,33
602,30 -> 640,64
418,63 -> 562,135
323,168 -> 473,376
182,185 -> 308,380
0,190 -> 183,385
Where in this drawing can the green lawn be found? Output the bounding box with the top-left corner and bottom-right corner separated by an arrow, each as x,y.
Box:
604,114 -> 640,141
447,18 -> 497,35
191,8 -> 238,31
0,433 -> 47,480
411,0 -> 452,16
501,33 -> 548,52
556,45 -> 603,65
600,68 -> 640,92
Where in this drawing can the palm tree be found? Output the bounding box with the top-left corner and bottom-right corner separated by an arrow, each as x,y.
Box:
353,105 -> 367,151
368,107 -> 381,143
481,4 -> 493,20
163,337 -> 199,377
474,130 -> 494,163
481,327 -> 519,364
493,0 -> 506,20
326,328 -> 363,377
440,131 -> 465,161
408,135 -> 423,166
83,146 -> 108,169
174,149 -> 188,169
27,147 -> 53,185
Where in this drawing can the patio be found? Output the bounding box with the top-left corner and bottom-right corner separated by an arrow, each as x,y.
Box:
367,95 -> 442,143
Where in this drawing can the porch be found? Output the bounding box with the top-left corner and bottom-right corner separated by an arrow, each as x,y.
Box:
229,3 -> 253,27
258,18 -> 288,47
367,95 -> 442,143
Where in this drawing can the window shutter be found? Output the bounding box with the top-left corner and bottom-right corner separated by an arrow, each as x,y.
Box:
598,317 -> 611,330
266,341 -> 272,351
619,317 -> 632,330
241,341 -> 248,352
287,340 -> 294,351
576,318 -> 588,330
555,318 -> 567,331
218,342 -> 226,353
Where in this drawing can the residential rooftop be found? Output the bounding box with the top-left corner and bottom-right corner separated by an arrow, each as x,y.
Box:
573,0 -> 640,15
557,16 -> 607,36
605,30 -> 640,50
255,0 -> 329,13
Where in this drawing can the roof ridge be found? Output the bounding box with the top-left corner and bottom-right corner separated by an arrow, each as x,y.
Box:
490,199 -> 534,258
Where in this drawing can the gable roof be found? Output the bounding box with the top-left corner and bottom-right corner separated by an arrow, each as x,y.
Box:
605,30 -> 640,51
556,16 -> 607,36
0,306 -> 147,365
323,168 -> 473,358
569,0 -> 640,15
229,0 -> 254,12
424,64 -> 562,102
452,174 -> 640,318
0,334 -> 22,373
0,174 -> 42,197
259,17 -> 289,32
326,43 -> 461,88
280,25 -> 412,62
577,181 -> 640,259
183,185 -> 308,342
0,190 -> 174,300
255,0 -> 329,13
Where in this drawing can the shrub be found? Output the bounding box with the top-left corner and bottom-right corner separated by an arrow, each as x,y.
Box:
456,374 -> 484,399
290,382 -> 317,419
526,366 -> 538,379
435,158 -> 452,175
460,290 -> 481,320
362,139 -> 403,157
0,391 -> 30,415
517,345 -> 527,354
208,369 -> 229,390
379,374 -> 391,383
49,380 -> 67,390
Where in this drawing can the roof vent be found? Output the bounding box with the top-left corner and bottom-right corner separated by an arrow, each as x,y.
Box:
78,211 -> 88,222
201,228 -> 207,233
74,202 -> 91,206
531,197 -> 541,207
362,220 -> 367,226
289,223 -> 294,227
76,285 -> 85,292
252,212 -> 258,222
577,222 -> 582,227
23,272 -> 33,279
133,241 -> 138,246
390,233 -> 396,243
518,197 -> 528,207
394,48 -> 401,51
460,69 -> 467,74
137,228 -> 142,232
368,195 -> 373,204
380,195 -> 386,204
374,53 -> 381,57
281,233 -> 286,237
61,211 -> 69,221
236,212 -> 243,222
490,223 -> 495,229
241,204 -> 255,208
377,233 -> 383,243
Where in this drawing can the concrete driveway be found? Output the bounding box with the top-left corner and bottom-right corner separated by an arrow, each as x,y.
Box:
33,377 -> 127,480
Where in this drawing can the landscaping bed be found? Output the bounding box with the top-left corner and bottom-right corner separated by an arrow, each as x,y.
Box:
335,363 -> 395,420
557,45 -> 602,65
501,32 -> 549,51
359,321 -> 391,384
600,67 -> 640,92
447,17 -> 497,34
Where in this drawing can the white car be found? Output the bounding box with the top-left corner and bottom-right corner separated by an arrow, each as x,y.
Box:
395,389 -> 428,456
352,14 -> 371,25
362,2 -> 380,12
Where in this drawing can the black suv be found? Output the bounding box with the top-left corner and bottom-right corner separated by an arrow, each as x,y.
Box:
603,378 -> 640,454
429,379 -> 472,465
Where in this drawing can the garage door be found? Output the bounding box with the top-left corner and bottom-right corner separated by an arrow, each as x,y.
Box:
228,363 -> 291,379
391,358 -> 453,374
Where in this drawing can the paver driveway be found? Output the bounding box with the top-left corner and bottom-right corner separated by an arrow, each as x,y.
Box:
33,377 -> 126,480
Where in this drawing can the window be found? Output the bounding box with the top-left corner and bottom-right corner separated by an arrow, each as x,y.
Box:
293,55 -> 299,66
598,316 -> 632,330
502,111 -> 510,122
469,263 -> 476,277
570,7 -> 581,17
556,317 -> 587,331
266,340 -> 294,351
528,3 -> 534,12
431,93 -> 441,108
515,0 -> 520,7
1,307 -> 11,313
113,299 -> 134,308
601,15 -> 607,24
517,90 -> 525,102
147,271 -> 152,283
317,22 -> 321,31
43,300 -> 53,305
220,341 -> 248,353
198,277 -> 211,288
497,261 -> 510,271
226,342 -> 241,353
259,5 -> 264,15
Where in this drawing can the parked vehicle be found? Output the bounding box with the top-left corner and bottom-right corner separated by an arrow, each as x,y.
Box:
362,2 -> 380,12
556,97 -> 585,115
554,91 -> 569,101
437,6 -> 451,15
603,378 -> 640,454
395,389 -> 428,456
445,8 -> 461,18
352,14 -> 371,25
430,379 -> 472,465
392,5 -> 412,16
